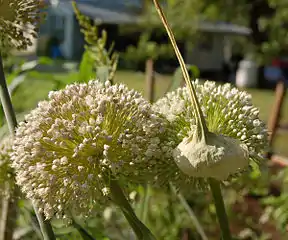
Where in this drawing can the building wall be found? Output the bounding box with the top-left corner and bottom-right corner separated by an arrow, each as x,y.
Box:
71,16 -> 85,60
185,32 -> 225,71
38,7 -> 75,59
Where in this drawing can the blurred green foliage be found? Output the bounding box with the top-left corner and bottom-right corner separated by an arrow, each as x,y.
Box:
72,1 -> 118,83
122,32 -> 173,66
143,0 -> 288,63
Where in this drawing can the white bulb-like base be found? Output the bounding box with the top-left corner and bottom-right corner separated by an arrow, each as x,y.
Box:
173,132 -> 249,180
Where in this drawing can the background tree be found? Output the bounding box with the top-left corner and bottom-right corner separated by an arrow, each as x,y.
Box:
142,0 -> 288,64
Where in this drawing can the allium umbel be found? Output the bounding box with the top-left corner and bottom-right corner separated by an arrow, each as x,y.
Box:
153,81 -> 268,181
0,0 -> 44,50
11,80 -> 169,219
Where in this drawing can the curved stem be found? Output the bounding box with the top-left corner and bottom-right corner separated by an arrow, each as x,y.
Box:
0,53 -> 56,240
208,178 -> 232,240
153,0 -> 209,141
105,175 -> 156,240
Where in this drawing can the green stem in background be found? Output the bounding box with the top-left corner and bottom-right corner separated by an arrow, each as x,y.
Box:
140,185 -> 151,224
0,53 -> 56,240
72,219 -> 96,240
170,184 -> 208,240
209,178 -> 232,240
105,175 -> 156,240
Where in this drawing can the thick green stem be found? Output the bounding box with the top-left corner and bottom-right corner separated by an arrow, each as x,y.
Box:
106,176 -> 156,240
209,178 -> 232,240
33,204 -> 56,240
0,53 -> 56,240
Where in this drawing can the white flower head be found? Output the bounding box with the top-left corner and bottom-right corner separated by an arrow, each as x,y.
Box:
153,81 -> 268,187
11,80 -> 170,219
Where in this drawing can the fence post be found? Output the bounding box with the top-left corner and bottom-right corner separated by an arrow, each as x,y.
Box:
145,59 -> 155,103
267,79 -> 286,158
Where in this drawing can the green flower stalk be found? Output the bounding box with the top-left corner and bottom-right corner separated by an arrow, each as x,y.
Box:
152,0 -> 268,239
10,80 -> 167,239
0,0 -> 44,50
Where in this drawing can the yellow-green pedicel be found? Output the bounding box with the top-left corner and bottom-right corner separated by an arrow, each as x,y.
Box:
153,80 -> 268,184
10,80 -> 171,220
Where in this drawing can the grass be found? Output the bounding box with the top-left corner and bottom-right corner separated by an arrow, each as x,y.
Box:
10,69 -> 288,156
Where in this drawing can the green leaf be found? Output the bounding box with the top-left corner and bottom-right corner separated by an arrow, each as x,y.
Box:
78,50 -> 95,83
167,64 -> 200,93
188,65 -> 200,79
